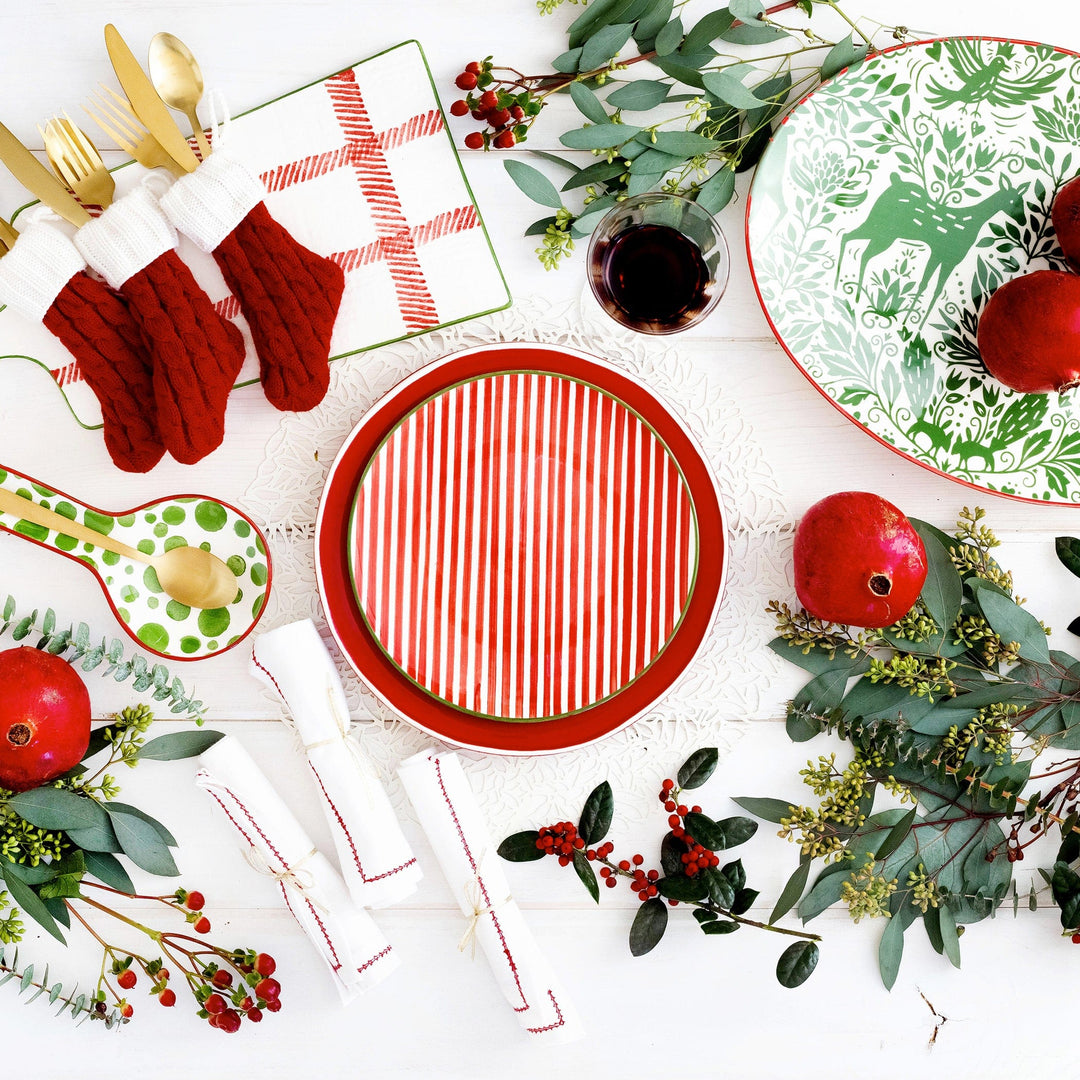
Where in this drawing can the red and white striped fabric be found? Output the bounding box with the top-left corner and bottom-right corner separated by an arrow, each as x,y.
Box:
2,40 -> 508,429
397,749 -> 582,1043
196,736 -> 399,1003
350,371 -> 697,720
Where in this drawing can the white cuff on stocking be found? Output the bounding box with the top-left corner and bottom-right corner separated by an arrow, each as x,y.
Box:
159,151 -> 264,253
73,184 -> 176,290
0,223 -> 87,324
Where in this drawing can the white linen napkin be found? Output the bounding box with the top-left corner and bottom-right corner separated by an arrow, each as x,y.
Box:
397,749 -> 583,1043
195,736 -> 399,1003
249,620 -> 422,908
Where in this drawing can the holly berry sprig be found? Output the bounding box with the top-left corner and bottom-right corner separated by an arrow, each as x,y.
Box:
451,58 -> 547,150
68,882 -> 281,1033
499,748 -> 822,988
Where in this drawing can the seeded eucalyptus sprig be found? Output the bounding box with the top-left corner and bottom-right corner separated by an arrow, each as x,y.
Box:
743,508 -> 1080,988
456,0 -> 912,268
499,747 -> 822,987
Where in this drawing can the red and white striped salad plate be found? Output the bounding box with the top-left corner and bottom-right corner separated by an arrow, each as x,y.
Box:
315,343 -> 726,754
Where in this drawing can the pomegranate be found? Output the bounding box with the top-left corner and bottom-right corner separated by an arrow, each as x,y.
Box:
794,492 -> 928,628
977,270 -> 1080,393
1052,174 -> 1080,271
0,647 -> 91,792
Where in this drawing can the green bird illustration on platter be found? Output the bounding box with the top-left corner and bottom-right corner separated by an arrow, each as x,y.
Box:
925,39 -> 1064,111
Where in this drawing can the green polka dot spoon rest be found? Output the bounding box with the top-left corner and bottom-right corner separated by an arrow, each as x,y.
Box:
0,464 -> 271,661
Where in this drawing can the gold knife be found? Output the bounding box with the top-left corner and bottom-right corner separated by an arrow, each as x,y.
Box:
0,120 -> 90,227
104,23 -> 200,175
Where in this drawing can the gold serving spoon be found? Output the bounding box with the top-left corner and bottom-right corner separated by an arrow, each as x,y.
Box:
0,487 -> 238,609
147,32 -> 213,159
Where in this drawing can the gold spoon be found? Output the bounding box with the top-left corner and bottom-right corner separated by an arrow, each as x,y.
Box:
0,487 -> 237,609
147,31 -> 213,159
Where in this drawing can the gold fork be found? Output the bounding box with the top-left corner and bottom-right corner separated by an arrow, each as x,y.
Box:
41,114 -> 115,208
84,85 -> 185,178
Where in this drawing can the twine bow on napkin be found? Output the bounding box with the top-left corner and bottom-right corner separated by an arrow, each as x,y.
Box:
457,869 -> 512,960
242,843 -> 328,914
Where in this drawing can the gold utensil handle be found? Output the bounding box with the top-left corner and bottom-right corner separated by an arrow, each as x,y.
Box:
0,486 -> 147,564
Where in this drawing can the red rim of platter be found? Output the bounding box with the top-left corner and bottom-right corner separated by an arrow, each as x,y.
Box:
316,342 -> 726,755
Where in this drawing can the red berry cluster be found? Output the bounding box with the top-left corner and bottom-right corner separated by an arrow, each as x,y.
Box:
659,778 -> 719,878
195,951 -> 281,1033
535,821 -> 586,866
450,59 -> 540,151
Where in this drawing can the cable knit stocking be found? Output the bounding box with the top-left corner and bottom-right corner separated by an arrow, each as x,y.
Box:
75,184 -> 245,465
160,151 -> 344,412
0,222 -> 164,473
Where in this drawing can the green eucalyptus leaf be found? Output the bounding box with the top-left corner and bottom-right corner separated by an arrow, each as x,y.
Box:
497,831 -> 546,862
560,124 -> 641,150
938,903 -> 962,968
695,167 -> 735,216
136,730 -> 224,762
645,130 -> 723,157
505,160 -> 564,210
64,819 -> 121,854
629,897 -> 668,955
776,940 -> 819,988
1056,537 -> 1080,579
654,17 -> 684,56
970,580 -> 1051,664
677,747 -> 718,790
104,806 -> 178,877
878,911 -> 905,989
1,864 -> 64,944
606,80 -> 671,111
873,807 -> 917,863
8,789 -> 108,833
701,71 -> 764,111
768,637 -> 855,675
683,9 -> 736,53
771,860 -> 811,924
82,850 -> 135,894
569,81 -> 609,125
821,34 -> 870,80
732,797 -> 793,824
800,864 -> 851,921
628,147 -> 685,175
552,48 -> 583,73
729,0 -> 765,19
579,23 -> 634,71
572,848 -> 599,904
569,197 -> 619,238
578,781 -> 614,844
923,906 -> 945,954
651,54 -> 706,89
525,216 -> 559,237
567,0 -> 636,48
634,0 -> 673,48
561,159 -> 626,190
909,521 -> 964,634
720,17 -> 786,44
793,656 -> 872,717
105,802 -> 177,847
626,170 -> 666,196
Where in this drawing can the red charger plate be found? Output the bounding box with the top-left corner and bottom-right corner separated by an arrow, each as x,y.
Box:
316,342 -> 726,754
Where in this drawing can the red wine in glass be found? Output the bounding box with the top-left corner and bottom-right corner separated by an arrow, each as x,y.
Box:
596,224 -> 710,330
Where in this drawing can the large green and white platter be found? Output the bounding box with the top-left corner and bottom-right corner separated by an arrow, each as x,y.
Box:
747,37 -> 1080,503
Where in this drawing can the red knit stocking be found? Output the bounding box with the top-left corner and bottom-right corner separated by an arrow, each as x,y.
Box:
42,270 -> 164,473
212,202 -> 344,412
120,250 -> 246,465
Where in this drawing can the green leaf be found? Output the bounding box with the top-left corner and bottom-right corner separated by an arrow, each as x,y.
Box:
677,747 -> 718,790
701,71 -> 764,110
878,911 -> 905,989
572,848 -> 599,903
105,802 -> 177,847
702,919 -> 739,934
923,906 -> 945,954
567,0 -> 633,48
552,48 -> 583,73
578,781 -> 614,844
661,832 -> 688,876
1052,861 -> 1080,928
731,887 -> 759,915
683,9 -> 736,53
525,216 -> 559,237
720,858 -> 746,891
873,807 -> 917,863
1057,537 -> 1080,579
8,788 -> 108,833
771,859 -> 811,924
561,159 -> 626,190
939,903 -> 962,968
104,807 -> 178,877
702,865 -> 735,908
909,520 -> 964,634
81,851 -> 135,894
497,831 -> 546,862
644,130 -> 723,157
970,580 -> 1051,664
569,201 -> 618,238
657,874 -> 708,902
606,80 -> 671,111
634,0 -> 673,48
821,34 -> 870,80
693,907 -> 719,924
560,124 -> 641,150
136,729 -> 225,762
776,939 -> 819,988
695,167 -> 736,216
63,818 -> 120,854
629,897 -> 668,955
1,863 -> 64,944
569,81 -> 609,125
654,17 -> 683,56
683,812 -> 725,850
651,55 -> 706,89
720,16 -> 786,44
579,23 -> 634,70
732,797 -> 792,824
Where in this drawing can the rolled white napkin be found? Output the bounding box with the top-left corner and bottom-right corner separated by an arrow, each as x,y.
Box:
195,736 -> 399,1003
249,620 -> 421,908
398,749 -> 583,1044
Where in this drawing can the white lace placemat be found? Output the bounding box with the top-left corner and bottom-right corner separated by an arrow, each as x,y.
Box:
244,296 -> 792,829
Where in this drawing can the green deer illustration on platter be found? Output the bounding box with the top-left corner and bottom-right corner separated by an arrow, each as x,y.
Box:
835,172 -> 1027,330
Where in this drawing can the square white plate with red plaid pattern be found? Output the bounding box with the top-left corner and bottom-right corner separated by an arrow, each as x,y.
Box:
1,40 -> 510,430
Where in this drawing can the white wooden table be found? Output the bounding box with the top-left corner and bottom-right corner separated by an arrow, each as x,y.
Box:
0,0 -> 1078,1075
